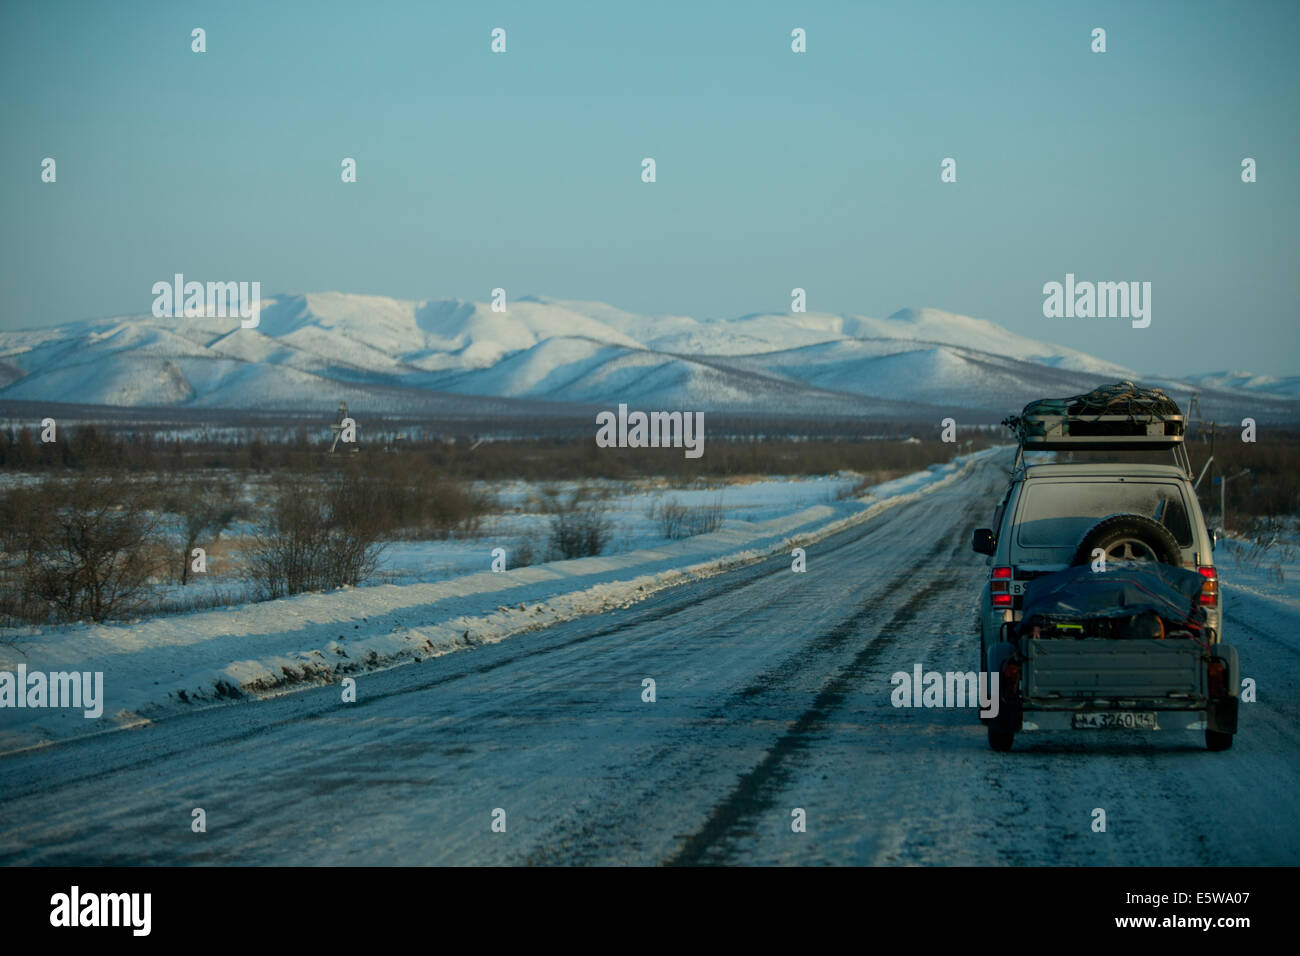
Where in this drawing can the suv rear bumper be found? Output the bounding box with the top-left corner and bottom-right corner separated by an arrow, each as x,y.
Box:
1021,709 -> 1209,731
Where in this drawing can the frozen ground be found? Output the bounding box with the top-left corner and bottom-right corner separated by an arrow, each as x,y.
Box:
0,454 -> 988,752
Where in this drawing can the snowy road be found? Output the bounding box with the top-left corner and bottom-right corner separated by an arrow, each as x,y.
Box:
1,454 -> 1297,865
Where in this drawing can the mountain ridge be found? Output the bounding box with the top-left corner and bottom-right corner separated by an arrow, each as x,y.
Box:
0,292 -> 1293,421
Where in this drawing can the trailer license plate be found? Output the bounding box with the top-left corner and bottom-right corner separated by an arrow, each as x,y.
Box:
1073,711 -> 1157,730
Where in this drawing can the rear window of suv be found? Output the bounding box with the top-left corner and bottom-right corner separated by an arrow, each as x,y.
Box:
1014,480 -> 1193,556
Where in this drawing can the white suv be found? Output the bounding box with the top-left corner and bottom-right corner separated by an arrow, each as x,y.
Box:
975,462 -> 1222,663
972,385 -> 1240,752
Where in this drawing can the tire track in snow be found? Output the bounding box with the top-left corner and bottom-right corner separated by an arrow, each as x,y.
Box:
664,533 -> 970,865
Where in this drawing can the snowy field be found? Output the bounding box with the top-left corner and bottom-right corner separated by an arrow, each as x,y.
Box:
1215,528 -> 1300,642
378,472 -> 886,585
12,468 -> 945,616
0,453 -> 990,752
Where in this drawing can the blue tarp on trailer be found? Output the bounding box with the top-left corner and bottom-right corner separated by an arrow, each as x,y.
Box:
1019,560 -> 1207,629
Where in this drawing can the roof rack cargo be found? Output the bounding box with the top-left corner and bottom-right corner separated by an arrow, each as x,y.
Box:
1004,382 -> 1191,475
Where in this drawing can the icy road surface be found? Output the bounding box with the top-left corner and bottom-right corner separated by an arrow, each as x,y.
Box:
1,453 -> 1296,865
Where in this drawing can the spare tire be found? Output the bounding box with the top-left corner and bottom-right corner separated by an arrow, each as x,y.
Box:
1071,514 -> 1182,567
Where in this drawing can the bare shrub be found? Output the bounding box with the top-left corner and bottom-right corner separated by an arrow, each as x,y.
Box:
242,476 -> 386,599
0,475 -> 165,623
346,457 -> 491,539
685,498 -> 724,536
152,585 -> 247,616
1231,515 -> 1296,583
511,536 -> 539,569
546,492 -> 611,559
658,499 -> 688,539
160,476 -> 242,584
657,497 -> 724,539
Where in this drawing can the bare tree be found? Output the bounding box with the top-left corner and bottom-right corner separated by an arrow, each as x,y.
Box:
160,477 -> 241,585
546,491 -> 611,559
1,476 -> 165,623
242,475 -> 386,599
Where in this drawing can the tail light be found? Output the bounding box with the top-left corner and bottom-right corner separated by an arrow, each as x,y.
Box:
991,566 -> 1013,607
1198,566 -> 1218,606
1208,658 -> 1226,698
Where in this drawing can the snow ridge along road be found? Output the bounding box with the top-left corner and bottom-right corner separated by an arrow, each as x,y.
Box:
0,452 -> 1297,865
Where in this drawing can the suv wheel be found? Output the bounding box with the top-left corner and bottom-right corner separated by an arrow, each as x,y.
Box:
1206,729 -> 1234,751
1071,514 -> 1182,567
988,728 -> 1014,751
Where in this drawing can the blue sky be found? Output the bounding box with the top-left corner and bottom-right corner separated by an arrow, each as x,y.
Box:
2,0 -> 1297,376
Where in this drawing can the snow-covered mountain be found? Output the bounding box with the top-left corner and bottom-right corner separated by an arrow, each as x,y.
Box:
0,292 -> 1293,421
1184,370 -> 1300,400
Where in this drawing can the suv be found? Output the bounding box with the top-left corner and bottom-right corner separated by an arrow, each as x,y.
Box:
972,384 -> 1240,752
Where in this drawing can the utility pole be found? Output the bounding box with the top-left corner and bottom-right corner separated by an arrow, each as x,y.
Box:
1214,469 -> 1251,533
1196,419 -> 1220,516
1186,393 -> 1202,441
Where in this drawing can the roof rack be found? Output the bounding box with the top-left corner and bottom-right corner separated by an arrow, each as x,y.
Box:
1005,382 -> 1192,476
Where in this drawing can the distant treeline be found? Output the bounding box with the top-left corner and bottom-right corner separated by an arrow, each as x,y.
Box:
0,422 -> 996,481
3,420 -> 1296,520
1189,431 -> 1300,524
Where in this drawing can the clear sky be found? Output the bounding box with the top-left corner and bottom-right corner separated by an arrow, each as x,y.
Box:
2,0 -> 1297,376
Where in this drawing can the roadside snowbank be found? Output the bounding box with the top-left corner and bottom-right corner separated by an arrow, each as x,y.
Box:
0,449 -> 998,753
1217,531 -> 1300,656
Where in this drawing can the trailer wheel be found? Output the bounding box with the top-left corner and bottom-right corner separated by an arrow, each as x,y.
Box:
1071,514 -> 1182,567
1205,729 -> 1234,751
988,729 -> 1015,751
